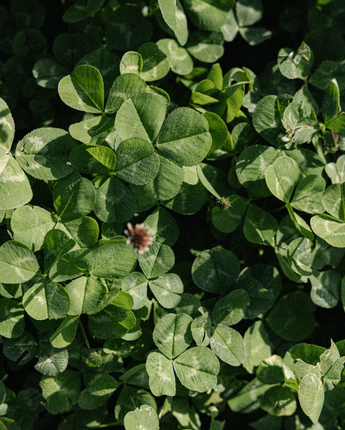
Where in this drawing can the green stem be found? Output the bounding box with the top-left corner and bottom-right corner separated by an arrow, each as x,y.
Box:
78,321 -> 90,349
312,135 -> 327,164
285,203 -> 303,235
269,204 -> 286,213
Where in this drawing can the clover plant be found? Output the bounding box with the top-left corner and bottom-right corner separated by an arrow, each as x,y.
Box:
1,0 -> 345,429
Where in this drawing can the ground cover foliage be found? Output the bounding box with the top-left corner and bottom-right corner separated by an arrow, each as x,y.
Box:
1,0 -> 345,428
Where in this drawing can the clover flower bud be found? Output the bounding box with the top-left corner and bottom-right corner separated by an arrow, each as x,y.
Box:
216,197 -> 231,210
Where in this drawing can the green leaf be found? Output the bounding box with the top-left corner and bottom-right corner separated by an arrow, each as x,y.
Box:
69,115 -> 104,144
322,183 -> 345,220
138,241 -> 174,278
265,156 -> 300,203
310,270 -> 341,309
146,351 -> 175,396
85,290 -> 121,316
138,43 -> 170,82
260,385 -> 296,416
191,247 -> 240,294
149,273 -> 183,308
23,278 -> 70,320
186,31 -> 224,63
153,313 -> 193,359
311,214 -> 345,247
191,311 -> 211,347
282,98 -> 319,144
311,237 -> 345,270
130,152 -> 184,205
291,175 -> 325,214
0,298 -> 25,338
294,83 -> 319,116
114,138 -> 160,185
210,326 -> 245,366
197,163 -> 232,199
323,79 -> 341,123
156,39 -> 193,75
0,154 -> 33,211
106,6 -> 152,52
70,144 -> 116,175
159,0 -> 188,46
211,195 -> 248,233
115,386 -> 157,421
212,289 -> 250,326
115,93 -> 167,143
239,26 -> 272,46
0,241 -> 40,283
122,272 -> 148,310
309,60 -> 345,91
298,373 -> 324,424
44,229 -> 75,274
78,374 -> 118,410
58,65 -> 104,113
236,145 -> 279,197
225,84 -> 244,123
233,267 -> 278,319
144,206 -> 179,247
236,0 -> 262,27
112,290 -> 134,310
242,321 -> 271,373
228,377 -> 271,413
119,52 -> 144,76
58,216 -> 99,248
63,0 -> 106,23
256,355 -> 285,384
163,180 -> 207,215
156,107 -> 211,167
288,237 -> 313,276
48,248 -> 90,282
0,418 -> 21,430
320,340 -> 340,376
53,171 -> 96,220
266,291 -> 315,342
88,306 -> 135,339
94,176 -> 137,223
50,315 -> 80,348
65,276 -> 106,315
11,205 -> 55,252
243,204 -> 278,246
221,9 -> 238,42
15,127 -> 78,181
287,147 -> 324,179
105,73 -> 146,114
207,63 -> 223,90
0,97 -> 15,150
40,370 -> 81,415
173,346 -> 219,392
2,331 -> 38,364
33,58 -> 69,89
90,243 -> 137,279
326,112 -> 345,134
124,404 -> 160,430
252,95 -> 286,147
182,0 -> 233,31
35,342 -> 68,376
278,42 -> 313,80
